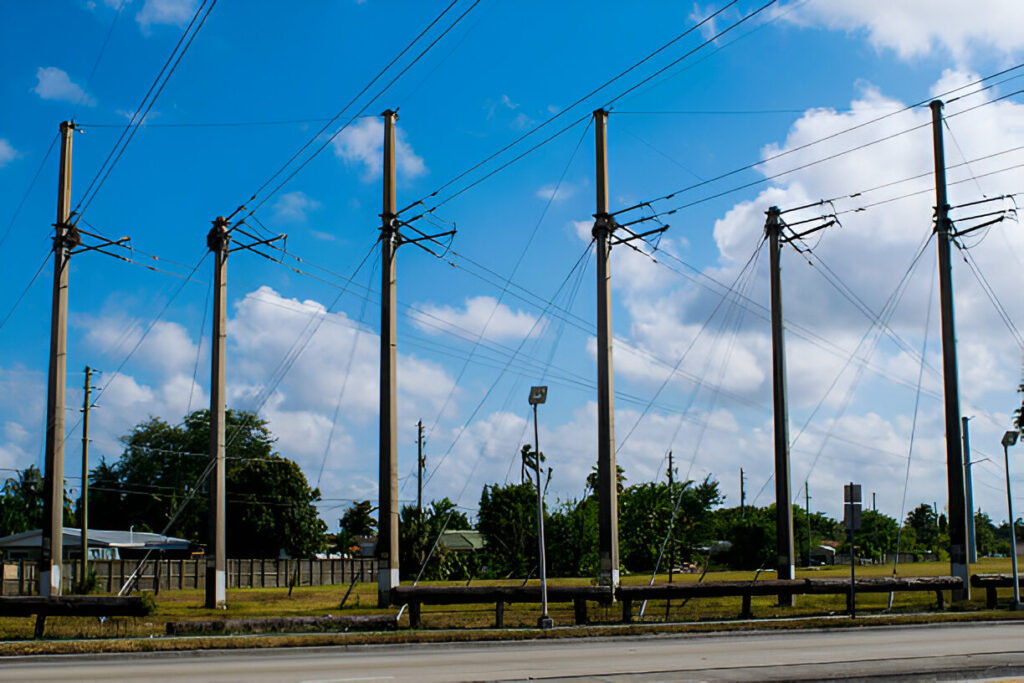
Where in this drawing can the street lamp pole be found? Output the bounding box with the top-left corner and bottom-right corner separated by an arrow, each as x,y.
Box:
529,385 -> 552,629
1002,430 -> 1020,608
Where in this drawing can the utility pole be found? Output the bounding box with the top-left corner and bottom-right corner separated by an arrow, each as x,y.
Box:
765,205 -> 796,601
378,110 -> 400,607
41,122 -> 129,597
41,121 -> 77,597
805,481 -> 811,568
930,100 -> 969,598
740,467 -> 745,518
80,366 -> 92,587
205,216 -> 229,609
593,109 -> 620,589
962,416 -> 977,564
416,420 -> 425,517
872,492 -> 877,512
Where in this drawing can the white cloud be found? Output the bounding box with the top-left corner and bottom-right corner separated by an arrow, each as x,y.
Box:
136,0 -> 197,32
331,117 -> 426,182
536,180 -> 579,202
0,139 -> 18,168
411,296 -> 545,343
32,67 -> 95,106
271,191 -> 321,223
788,1 -> 1024,63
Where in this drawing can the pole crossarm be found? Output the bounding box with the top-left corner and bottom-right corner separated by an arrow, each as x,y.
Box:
773,201 -> 841,254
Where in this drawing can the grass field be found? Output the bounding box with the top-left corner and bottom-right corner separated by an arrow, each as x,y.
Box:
1,557 -> 1021,647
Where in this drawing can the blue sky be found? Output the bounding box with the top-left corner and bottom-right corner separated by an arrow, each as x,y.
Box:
2,0 -> 1024,530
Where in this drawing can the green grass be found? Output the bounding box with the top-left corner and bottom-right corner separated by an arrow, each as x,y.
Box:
1,558 -> 1021,646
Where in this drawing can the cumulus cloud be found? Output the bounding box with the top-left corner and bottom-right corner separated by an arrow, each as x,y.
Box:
32,67 -> 95,106
0,139 -> 18,168
271,191 -> 321,223
332,117 -> 426,182
136,0 -> 197,32
411,296 -> 546,343
788,0 -> 1024,63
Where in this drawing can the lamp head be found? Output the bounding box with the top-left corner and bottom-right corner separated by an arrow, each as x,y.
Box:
1003,431 -> 1020,447
528,386 -> 548,406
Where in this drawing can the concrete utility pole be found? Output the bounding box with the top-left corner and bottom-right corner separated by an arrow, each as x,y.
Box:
41,121 -> 77,597
378,110 -> 400,607
962,416 -> 977,564
205,217 -> 230,609
765,206 -> 796,601
929,100 -> 970,599
592,109 -> 619,589
80,366 -> 92,586
417,420 -> 425,517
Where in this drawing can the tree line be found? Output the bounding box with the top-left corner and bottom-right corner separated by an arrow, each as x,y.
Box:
0,409 -> 1021,575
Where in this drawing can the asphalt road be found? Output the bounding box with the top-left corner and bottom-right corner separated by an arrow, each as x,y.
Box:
3,622 -> 1024,682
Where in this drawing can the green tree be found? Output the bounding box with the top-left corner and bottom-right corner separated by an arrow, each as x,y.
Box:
618,477 -> 721,572
399,498 -> 473,581
847,509 -> 898,560
974,510 -> 998,557
335,500 -> 377,555
710,505 -> 776,570
0,465 -> 74,536
477,482 -> 537,578
546,496 -> 598,577
90,409 -> 326,557
904,503 -> 939,551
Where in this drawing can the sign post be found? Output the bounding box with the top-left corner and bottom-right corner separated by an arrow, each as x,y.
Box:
844,483 -> 862,618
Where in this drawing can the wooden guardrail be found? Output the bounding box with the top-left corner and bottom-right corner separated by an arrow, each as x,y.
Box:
390,585 -> 614,628
619,576 -> 962,621
970,573 -> 1024,608
391,576 -> 963,628
0,596 -> 151,638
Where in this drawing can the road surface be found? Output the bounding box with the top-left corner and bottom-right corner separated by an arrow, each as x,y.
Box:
2,621 -> 1023,681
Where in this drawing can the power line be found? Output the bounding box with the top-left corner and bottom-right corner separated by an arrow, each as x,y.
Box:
0,132 -> 59,250
74,0 -> 217,222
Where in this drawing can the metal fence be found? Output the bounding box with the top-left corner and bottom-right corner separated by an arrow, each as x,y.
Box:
0,557 -> 378,596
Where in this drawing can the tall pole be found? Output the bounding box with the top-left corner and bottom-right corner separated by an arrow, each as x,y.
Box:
416,420 -> 424,517
805,481 -> 811,568
205,216 -> 229,609
1003,434 -> 1020,608
378,110 -> 400,606
740,467 -> 745,518
80,366 -> 92,587
593,109 -> 620,589
41,121 -> 76,597
930,100 -> 969,598
766,205 -> 796,600
534,402 -> 551,628
962,416 -> 977,563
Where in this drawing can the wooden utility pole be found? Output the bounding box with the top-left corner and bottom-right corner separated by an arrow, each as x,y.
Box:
41,121 -> 77,597
80,366 -> 92,586
766,205 -> 796,602
592,109 -> 620,589
740,467 -> 745,518
205,216 -> 230,609
378,110 -> 400,607
929,100 -> 969,598
416,420 -> 425,517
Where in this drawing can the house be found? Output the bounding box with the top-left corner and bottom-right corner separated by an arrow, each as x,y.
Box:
0,527 -> 192,561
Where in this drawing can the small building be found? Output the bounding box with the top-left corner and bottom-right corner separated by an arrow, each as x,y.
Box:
0,527 -> 192,561
809,544 -> 837,566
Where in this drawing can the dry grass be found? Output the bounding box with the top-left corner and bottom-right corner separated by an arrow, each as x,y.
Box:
1,557 -> 1021,649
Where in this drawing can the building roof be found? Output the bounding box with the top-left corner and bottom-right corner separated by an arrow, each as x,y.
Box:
438,530 -> 485,551
0,528 -> 191,552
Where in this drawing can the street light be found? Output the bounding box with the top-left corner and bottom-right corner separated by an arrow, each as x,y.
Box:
529,385 -> 553,629
1002,430 -> 1020,609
